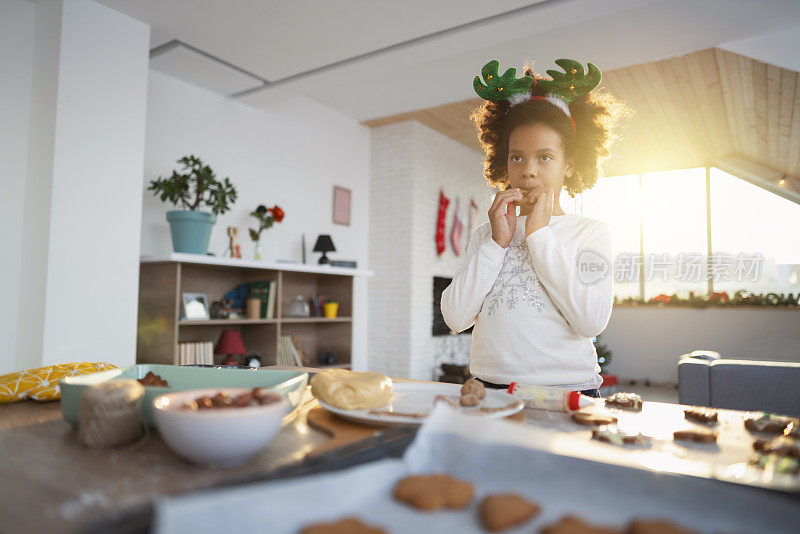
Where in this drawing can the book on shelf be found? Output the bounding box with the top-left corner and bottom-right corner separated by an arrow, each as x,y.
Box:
250,279 -> 277,319
177,341 -> 214,365
278,334 -> 303,366
266,280 -> 276,319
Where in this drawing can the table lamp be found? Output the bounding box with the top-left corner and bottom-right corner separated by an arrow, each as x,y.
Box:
215,329 -> 246,366
313,234 -> 336,265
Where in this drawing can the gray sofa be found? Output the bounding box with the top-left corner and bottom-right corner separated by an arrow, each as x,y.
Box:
678,351 -> 800,417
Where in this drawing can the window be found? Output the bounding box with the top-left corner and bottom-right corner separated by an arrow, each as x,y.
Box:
640,168 -> 708,299
578,175 -> 641,299
709,168 -> 800,297
488,166 -> 800,302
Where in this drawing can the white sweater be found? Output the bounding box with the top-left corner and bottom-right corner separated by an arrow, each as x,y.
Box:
440,214 -> 613,389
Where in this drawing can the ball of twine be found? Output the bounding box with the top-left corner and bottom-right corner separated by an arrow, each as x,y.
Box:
78,379 -> 145,448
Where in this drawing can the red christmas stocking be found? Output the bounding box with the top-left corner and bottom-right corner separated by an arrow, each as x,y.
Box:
436,190 -> 450,256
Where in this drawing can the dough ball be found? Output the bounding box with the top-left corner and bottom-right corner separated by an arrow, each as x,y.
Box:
310,369 -> 393,410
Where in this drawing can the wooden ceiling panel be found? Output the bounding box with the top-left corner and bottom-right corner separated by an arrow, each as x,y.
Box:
777,68 -> 796,168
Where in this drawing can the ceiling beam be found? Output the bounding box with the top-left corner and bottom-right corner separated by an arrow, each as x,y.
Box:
714,155 -> 800,205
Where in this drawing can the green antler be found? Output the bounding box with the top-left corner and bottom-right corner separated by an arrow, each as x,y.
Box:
473,60 -> 534,101
539,59 -> 602,104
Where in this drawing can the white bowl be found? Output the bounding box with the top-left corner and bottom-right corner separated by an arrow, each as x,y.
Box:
152,387 -> 289,468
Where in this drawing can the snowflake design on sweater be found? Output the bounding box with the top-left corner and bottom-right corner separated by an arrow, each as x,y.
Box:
485,239 -> 544,315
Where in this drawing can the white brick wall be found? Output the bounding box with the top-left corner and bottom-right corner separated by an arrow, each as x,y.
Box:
369,120 -> 495,380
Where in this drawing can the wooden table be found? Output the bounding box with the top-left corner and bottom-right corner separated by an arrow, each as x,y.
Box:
0,387 -> 336,533
9,370 -> 788,533
0,371 -> 518,533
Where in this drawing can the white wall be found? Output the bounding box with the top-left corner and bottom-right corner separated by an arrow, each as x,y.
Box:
1,0 -> 150,373
601,307 -> 800,384
369,121 -> 493,380
0,0 -> 35,373
141,72 -> 372,369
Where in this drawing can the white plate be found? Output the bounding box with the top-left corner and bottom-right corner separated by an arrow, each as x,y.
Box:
318,382 -> 523,426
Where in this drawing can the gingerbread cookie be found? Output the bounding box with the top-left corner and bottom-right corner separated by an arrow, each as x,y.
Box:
461,378 -> 487,400
744,412 -> 797,434
478,493 -> 540,532
683,407 -> 717,424
392,473 -> 474,511
673,427 -> 717,443
300,517 -> 386,534
627,518 -> 697,534
572,410 -> 618,426
592,425 -> 649,446
137,371 -> 169,387
604,392 -> 642,411
753,436 -> 800,458
540,515 -> 622,534
749,452 -> 800,475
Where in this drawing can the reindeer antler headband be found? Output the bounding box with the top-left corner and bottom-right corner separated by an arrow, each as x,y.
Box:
473,59 -> 602,132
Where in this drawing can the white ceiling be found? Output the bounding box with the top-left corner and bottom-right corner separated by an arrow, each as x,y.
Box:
96,0 -> 800,121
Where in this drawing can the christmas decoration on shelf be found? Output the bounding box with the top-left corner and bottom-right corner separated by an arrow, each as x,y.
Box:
435,189 -> 450,256
709,291 -> 729,304
613,290 -> 799,308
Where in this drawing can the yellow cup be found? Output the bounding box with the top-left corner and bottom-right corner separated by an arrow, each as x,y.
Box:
323,302 -> 339,319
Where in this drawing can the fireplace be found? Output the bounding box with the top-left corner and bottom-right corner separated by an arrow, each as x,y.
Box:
432,276 -> 473,336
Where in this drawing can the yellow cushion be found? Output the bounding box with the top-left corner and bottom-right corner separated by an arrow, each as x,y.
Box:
0,362 -> 118,403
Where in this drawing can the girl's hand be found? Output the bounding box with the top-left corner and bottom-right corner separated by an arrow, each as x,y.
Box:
489,188 -> 524,248
525,187 -> 555,237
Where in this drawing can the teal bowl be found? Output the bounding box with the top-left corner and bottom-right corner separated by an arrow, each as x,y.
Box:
60,364 -> 307,428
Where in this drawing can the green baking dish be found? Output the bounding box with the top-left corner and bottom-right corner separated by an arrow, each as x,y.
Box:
60,364 -> 308,427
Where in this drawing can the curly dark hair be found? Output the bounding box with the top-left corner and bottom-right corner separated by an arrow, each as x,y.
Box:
469,62 -> 630,197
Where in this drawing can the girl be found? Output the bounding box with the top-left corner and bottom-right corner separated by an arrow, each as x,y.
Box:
441,59 -> 627,396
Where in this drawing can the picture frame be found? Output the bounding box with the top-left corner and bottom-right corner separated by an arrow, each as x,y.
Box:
333,185 -> 351,226
182,292 -> 210,320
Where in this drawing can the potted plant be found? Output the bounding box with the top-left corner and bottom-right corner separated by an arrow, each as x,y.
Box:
248,204 -> 285,260
147,155 -> 237,254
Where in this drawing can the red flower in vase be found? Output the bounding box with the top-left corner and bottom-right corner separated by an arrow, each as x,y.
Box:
269,206 -> 285,222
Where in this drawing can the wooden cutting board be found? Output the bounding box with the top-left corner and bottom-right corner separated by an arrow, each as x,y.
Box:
305,406 -> 526,458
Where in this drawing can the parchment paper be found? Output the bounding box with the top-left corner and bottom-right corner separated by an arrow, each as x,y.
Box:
154,404 -> 800,534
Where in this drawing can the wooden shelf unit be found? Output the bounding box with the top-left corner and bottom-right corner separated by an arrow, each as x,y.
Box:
137,255 -> 371,368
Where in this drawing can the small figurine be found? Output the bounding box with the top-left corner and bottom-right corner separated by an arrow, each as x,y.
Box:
227,226 -> 242,258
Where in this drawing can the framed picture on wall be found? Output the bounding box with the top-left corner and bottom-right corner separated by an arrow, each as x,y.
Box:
333,185 -> 351,226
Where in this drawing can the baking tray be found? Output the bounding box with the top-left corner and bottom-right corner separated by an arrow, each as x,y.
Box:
77,425 -> 419,534
149,405 -> 800,533
60,364 -> 308,427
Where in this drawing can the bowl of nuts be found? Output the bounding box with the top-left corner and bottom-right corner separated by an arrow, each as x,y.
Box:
152,387 -> 288,467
